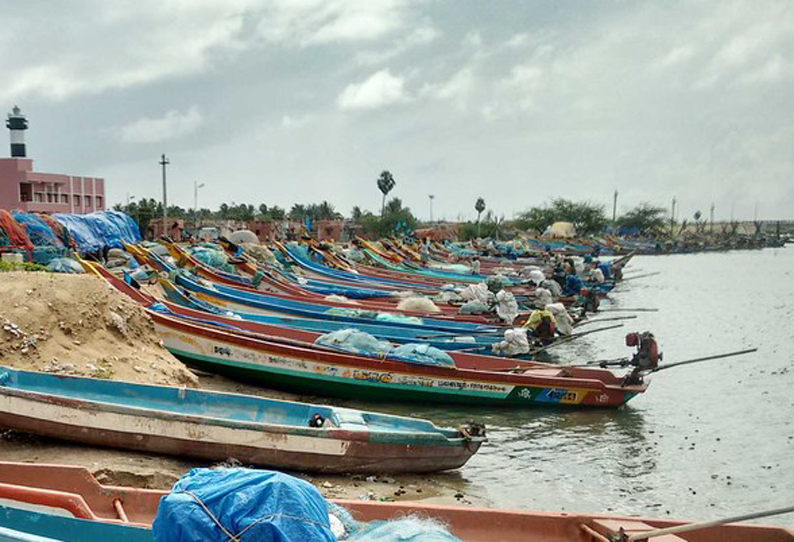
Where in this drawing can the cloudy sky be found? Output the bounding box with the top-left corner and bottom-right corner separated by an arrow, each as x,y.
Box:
2,1 -> 792,221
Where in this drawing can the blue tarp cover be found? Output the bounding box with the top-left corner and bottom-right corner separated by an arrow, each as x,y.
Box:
153,468 -> 335,542
52,211 -> 141,254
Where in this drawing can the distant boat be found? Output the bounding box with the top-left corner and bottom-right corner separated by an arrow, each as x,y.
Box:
0,366 -> 483,474
0,462 -> 791,542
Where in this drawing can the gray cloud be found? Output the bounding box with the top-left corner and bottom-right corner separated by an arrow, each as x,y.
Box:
1,0 -> 792,221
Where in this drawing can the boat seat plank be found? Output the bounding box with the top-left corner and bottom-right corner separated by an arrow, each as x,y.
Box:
591,519 -> 689,541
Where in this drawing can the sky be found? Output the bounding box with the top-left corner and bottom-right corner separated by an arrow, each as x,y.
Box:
1,0 -> 792,222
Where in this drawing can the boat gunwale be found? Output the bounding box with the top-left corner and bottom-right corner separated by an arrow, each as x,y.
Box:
0,367 -> 472,446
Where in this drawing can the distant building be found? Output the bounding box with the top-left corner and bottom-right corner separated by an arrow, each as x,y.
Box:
0,106 -> 105,214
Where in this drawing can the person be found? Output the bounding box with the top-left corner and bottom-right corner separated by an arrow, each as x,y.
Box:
540,278 -> 562,298
523,309 -> 557,344
420,237 -> 430,263
563,273 -> 584,297
622,332 -> 660,385
587,261 -> 605,283
470,257 -> 481,275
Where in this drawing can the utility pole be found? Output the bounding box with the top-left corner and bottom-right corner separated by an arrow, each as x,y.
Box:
612,189 -> 618,226
670,196 -> 677,237
710,202 -> 715,233
194,181 -> 205,229
428,194 -> 435,223
159,154 -> 170,237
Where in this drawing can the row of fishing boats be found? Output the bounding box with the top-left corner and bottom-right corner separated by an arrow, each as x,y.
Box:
0,236 -> 651,475
1,235 -> 789,540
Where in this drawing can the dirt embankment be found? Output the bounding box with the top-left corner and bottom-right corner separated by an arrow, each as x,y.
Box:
0,272 -> 197,386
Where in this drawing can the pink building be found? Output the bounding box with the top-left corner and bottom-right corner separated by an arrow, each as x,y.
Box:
0,106 -> 105,215
0,158 -> 105,214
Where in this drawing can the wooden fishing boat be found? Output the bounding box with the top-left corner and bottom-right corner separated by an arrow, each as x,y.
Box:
1,462 -> 791,542
84,263 -> 647,408
0,366 -> 483,474
156,277 -> 503,351
150,242 -> 489,321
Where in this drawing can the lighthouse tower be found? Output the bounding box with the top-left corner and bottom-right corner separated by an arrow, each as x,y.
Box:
6,106 -> 28,158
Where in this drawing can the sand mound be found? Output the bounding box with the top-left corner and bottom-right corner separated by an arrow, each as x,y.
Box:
0,272 -> 197,387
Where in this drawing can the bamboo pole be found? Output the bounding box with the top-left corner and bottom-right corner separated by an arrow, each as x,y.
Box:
575,315 -> 637,327
527,323 -> 624,355
624,503 -> 794,541
650,348 -> 758,373
598,308 -> 659,313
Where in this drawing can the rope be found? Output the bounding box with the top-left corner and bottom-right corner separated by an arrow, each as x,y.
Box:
183,490 -> 333,541
184,491 -> 239,541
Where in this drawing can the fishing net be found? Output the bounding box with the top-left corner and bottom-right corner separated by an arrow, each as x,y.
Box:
11,211 -> 63,247
391,343 -> 455,367
36,213 -> 74,248
189,245 -> 235,273
0,210 -> 34,252
315,329 -> 392,356
375,312 -> 423,325
0,223 -> 10,248
329,503 -> 461,541
47,257 -> 85,274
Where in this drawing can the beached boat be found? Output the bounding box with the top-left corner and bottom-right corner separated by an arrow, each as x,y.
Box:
84,262 -> 647,408
0,462 -> 791,542
0,366 -> 483,474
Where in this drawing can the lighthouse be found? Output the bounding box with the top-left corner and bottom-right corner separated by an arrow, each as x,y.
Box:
6,106 -> 28,158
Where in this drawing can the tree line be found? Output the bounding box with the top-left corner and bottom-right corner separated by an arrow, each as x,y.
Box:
113,168 -> 684,239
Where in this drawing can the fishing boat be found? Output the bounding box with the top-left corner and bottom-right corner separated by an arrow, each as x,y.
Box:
0,462 -> 791,541
0,366 -> 483,474
84,262 -> 648,408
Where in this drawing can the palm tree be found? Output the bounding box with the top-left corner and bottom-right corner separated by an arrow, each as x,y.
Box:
385,197 -> 404,215
475,197 -> 486,237
289,204 -> 306,221
377,171 -> 396,216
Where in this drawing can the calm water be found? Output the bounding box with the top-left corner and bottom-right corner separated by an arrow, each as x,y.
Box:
362,247 -> 794,524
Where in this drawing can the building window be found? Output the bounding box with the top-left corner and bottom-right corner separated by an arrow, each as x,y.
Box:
73,195 -> 81,206
20,184 -> 32,202
95,195 -> 103,208
47,193 -> 54,203
34,193 -> 44,203
61,194 -> 69,204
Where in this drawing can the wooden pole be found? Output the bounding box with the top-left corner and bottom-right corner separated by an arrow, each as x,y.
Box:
624,503 -> 794,541
528,324 -> 624,355
575,315 -> 637,327
650,348 -> 758,373
598,308 -> 659,313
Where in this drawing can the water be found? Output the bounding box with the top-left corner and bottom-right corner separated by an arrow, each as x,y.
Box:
364,247 -> 794,524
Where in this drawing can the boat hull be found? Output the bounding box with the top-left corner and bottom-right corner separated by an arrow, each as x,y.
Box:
0,370 -> 481,474
2,461 -> 793,542
153,316 -> 638,408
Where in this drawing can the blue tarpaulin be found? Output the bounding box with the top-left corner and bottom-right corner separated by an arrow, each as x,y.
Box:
52,211 -> 141,254
152,468 -> 335,542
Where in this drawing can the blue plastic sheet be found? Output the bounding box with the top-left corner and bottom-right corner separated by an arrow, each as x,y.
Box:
152,468 -> 335,542
52,211 -> 141,254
